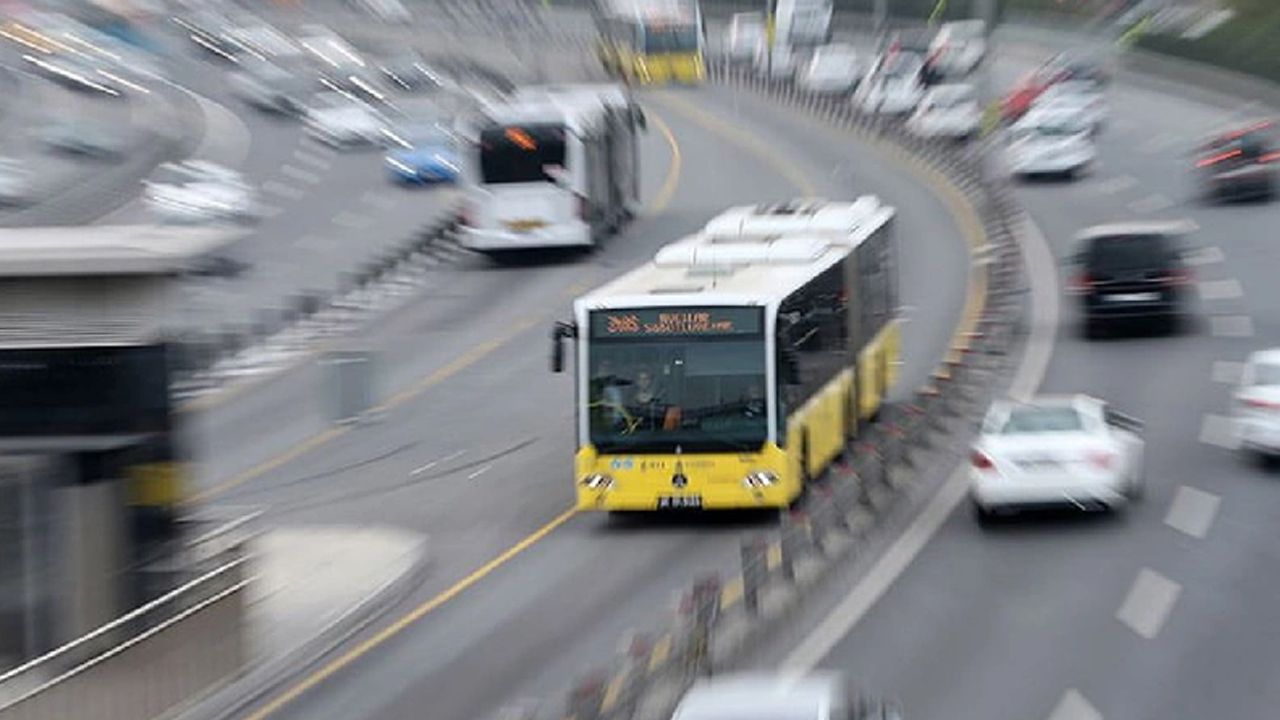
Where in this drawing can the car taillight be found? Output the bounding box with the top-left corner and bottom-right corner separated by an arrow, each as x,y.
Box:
1069,273 -> 1095,293
1158,267 -> 1193,286
1196,148 -> 1241,168
971,450 -> 994,470
1243,397 -> 1280,410
1260,151 -> 1280,164
1086,451 -> 1115,471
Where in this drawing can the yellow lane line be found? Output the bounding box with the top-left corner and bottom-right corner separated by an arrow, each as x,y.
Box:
646,107 -> 683,214
647,633 -> 673,672
653,90 -> 819,197
241,507 -> 578,720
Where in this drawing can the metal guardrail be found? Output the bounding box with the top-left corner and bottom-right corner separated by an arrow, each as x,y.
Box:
547,61 -> 1029,720
0,512 -> 258,720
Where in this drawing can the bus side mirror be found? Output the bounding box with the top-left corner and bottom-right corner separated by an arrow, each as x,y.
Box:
550,321 -> 576,373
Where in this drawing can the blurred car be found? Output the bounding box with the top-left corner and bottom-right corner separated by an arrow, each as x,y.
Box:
885,28 -> 942,84
1029,79 -> 1107,134
24,52 -> 123,96
725,12 -> 766,64
1007,110 -> 1095,178
970,395 -> 1145,523
304,91 -> 391,148
144,160 -> 259,224
906,83 -> 980,140
929,19 -> 986,77
377,51 -> 446,92
1194,121 -> 1279,201
854,52 -> 925,115
798,44 -> 860,94
384,122 -> 461,184
173,11 -> 247,63
671,672 -> 901,720
1234,349 -> 1280,459
1044,49 -> 1112,86
0,157 -> 32,207
753,42 -> 798,80
1066,222 -> 1194,336
228,58 -> 309,114
40,119 -> 125,159
351,0 -> 412,24
224,22 -> 302,61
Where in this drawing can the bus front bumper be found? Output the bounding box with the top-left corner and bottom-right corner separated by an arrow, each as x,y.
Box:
460,223 -> 591,251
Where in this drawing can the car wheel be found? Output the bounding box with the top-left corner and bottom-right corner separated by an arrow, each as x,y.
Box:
1083,317 -> 1104,340
973,501 -> 997,527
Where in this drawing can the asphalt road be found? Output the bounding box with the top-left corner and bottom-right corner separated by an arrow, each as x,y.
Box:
784,34 -> 1280,720
181,38 -> 973,720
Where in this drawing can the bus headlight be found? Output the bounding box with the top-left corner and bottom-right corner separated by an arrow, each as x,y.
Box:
580,473 -> 615,490
742,471 -> 779,489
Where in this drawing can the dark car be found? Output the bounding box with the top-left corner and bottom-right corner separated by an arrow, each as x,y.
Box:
1069,223 -> 1194,337
1195,121 -> 1279,201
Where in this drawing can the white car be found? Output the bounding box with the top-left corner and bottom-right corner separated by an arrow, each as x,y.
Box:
854,53 -> 925,115
754,43 -> 798,80
798,44 -> 860,94
725,12 -> 766,64
672,673 -> 900,720
1234,349 -> 1280,459
970,395 -> 1145,522
1029,80 -> 1107,133
228,59 -> 308,114
0,157 -> 32,206
1007,110 -> 1096,178
144,160 -> 259,224
906,83 -> 980,140
304,92 -> 391,148
929,19 -> 986,77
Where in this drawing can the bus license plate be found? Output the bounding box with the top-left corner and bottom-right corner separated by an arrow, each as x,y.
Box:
657,495 -> 702,510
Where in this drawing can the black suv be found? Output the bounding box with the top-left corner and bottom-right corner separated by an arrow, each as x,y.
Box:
1069,224 -> 1193,337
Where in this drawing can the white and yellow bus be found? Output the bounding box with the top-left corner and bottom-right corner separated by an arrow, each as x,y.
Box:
551,198 -> 899,511
593,0 -> 706,85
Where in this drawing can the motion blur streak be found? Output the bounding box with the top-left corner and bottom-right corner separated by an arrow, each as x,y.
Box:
240,507 -> 579,720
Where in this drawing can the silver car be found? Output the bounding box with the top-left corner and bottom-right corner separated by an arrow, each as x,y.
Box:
304,92 -> 392,148
671,673 -> 901,720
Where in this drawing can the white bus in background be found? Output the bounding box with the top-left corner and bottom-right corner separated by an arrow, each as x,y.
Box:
775,0 -> 832,47
460,84 -> 645,256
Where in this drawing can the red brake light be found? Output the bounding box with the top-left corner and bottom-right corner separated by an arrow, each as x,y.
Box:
1086,451 -> 1115,471
1260,151 -> 1280,163
971,450 -> 994,470
1197,148 -> 1242,168
1243,397 -> 1280,410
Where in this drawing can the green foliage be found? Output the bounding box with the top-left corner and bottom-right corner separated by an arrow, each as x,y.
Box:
1134,2 -> 1280,84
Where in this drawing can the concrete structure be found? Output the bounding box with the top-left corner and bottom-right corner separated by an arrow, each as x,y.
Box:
0,224 -> 243,666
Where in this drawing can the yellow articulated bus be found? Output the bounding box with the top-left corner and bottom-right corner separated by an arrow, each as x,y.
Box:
593,0 -> 706,85
551,198 -> 900,511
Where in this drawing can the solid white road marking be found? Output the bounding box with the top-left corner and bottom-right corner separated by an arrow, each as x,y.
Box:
1116,568 -> 1181,640
263,180 -> 305,200
1198,279 -> 1243,301
1210,315 -> 1254,338
466,464 -> 492,480
1211,360 -> 1244,384
280,164 -> 322,184
1047,689 -> 1103,720
783,215 -> 1061,672
1127,193 -> 1174,214
1199,413 -> 1240,450
1185,245 -> 1223,266
410,449 -> 467,476
1091,175 -> 1137,195
1164,485 -> 1221,539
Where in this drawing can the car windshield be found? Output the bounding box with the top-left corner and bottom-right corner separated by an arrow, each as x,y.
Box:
1000,406 -> 1084,434
1252,362 -> 1280,386
1085,234 -> 1173,272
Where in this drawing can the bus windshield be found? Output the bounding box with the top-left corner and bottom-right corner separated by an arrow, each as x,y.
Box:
643,23 -> 699,53
587,308 -> 767,453
479,123 -> 567,184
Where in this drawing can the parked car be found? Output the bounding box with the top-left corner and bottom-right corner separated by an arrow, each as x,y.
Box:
929,19 -> 986,77
906,83 -> 981,140
798,43 -> 860,94
855,52 -> 925,115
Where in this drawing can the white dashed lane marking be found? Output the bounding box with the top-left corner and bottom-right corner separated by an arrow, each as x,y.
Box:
1210,315 -> 1254,338
292,148 -> 331,169
1090,175 -> 1137,195
1046,689 -> 1103,720
1128,193 -> 1174,214
1116,568 -> 1182,640
280,164 -> 322,184
1198,279 -> 1243,301
1184,245 -> 1223,266
263,180 -> 305,200
1212,360 -> 1244,384
1199,413 -> 1239,450
1164,485 -> 1222,539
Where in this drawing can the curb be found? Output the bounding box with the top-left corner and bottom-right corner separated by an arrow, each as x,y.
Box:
174,533 -> 432,720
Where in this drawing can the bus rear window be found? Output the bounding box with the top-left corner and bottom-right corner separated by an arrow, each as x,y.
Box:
479,124 -> 567,184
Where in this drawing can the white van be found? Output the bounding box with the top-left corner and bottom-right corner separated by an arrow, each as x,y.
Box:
775,0 -> 833,47
460,85 -> 644,254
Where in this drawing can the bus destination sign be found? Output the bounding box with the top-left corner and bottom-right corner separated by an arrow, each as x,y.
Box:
590,307 -> 761,338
